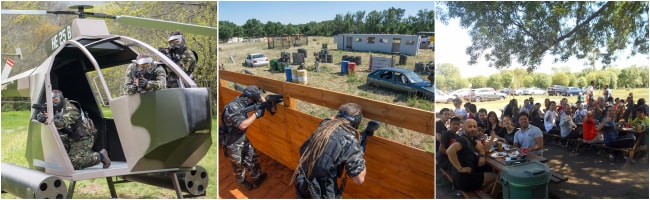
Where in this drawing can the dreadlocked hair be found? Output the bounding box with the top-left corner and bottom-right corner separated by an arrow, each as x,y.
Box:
291,117 -> 357,184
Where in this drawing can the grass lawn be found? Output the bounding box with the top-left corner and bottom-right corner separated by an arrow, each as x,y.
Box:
0,109 -> 217,199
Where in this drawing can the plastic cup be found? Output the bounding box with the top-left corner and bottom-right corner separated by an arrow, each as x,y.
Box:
522,147 -> 528,155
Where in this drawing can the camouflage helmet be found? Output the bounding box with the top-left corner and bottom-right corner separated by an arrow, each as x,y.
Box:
168,31 -> 186,49
337,103 -> 363,129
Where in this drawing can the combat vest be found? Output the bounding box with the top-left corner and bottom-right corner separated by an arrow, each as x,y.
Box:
68,100 -> 97,141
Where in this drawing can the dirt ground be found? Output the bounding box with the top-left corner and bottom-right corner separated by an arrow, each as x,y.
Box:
436,142 -> 649,199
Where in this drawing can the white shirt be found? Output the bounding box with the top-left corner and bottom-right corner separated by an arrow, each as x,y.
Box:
544,110 -> 557,132
587,85 -> 594,96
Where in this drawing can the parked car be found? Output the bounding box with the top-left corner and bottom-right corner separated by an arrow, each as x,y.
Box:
464,88 -> 507,102
244,53 -> 269,67
514,88 -> 525,96
523,87 -> 546,95
366,68 -> 434,100
547,85 -> 567,96
500,88 -> 515,95
566,87 -> 582,96
448,88 -> 472,99
435,90 -> 455,103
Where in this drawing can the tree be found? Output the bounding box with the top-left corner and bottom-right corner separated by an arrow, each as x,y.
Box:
438,2 -> 649,72
551,73 -> 570,86
522,76 -> 534,88
533,73 -> 552,88
468,76 -> 488,88
486,75 -> 502,89
365,10 -> 384,33
242,18 -> 264,38
219,21 -> 237,42
434,63 -> 466,90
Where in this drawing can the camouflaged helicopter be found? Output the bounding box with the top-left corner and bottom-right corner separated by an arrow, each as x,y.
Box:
0,5 -> 215,198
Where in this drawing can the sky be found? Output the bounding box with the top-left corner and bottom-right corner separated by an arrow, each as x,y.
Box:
436,18 -> 650,78
218,1 -> 433,26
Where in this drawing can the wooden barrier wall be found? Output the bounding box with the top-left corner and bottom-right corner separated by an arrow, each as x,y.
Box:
219,70 -> 435,198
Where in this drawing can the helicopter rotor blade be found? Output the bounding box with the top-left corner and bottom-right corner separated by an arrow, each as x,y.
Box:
114,15 -> 216,37
1,9 -> 48,15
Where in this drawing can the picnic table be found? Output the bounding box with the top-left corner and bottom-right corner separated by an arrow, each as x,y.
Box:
616,127 -> 648,168
484,146 -> 566,198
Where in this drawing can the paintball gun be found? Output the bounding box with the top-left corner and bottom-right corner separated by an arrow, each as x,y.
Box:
32,103 -> 48,123
32,103 -> 47,113
158,47 -> 182,63
241,94 -> 284,116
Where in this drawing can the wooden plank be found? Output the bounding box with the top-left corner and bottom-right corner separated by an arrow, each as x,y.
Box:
218,72 -> 436,198
220,70 -> 435,135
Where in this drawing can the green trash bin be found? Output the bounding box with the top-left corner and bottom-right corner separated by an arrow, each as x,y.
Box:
499,161 -> 551,199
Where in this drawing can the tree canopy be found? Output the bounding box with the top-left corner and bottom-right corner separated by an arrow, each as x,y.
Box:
437,1 -> 649,72
434,63 -> 648,91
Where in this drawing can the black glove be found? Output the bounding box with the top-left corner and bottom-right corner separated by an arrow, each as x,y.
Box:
36,113 -> 46,123
138,78 -> 149,89
254,104 -> 265,118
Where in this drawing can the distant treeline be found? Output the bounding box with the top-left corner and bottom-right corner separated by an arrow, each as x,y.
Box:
218,7 -> 434,42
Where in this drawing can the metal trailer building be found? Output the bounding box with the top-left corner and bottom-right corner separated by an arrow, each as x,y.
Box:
334,34 -> 421,56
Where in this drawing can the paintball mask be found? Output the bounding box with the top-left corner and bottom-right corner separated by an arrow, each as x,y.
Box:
52,90 -> 64,110
168,33 -> 186,50
135,55 -> 155,78
338,111 -> 363,129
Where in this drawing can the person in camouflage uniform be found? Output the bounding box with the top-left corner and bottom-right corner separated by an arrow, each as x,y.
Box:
162,31 -> 197,88
220,85 -> 268,190
37,90 -> 111,169
124,54 -> 167,95
292,103 -> 367,198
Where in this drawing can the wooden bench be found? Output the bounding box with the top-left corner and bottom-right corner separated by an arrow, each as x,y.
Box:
550,171 -> 568,183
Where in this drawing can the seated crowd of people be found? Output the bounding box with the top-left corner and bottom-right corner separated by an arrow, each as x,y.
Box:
435,87 -> 649,193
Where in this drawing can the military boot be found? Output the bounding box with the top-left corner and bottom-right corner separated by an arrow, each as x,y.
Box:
252,173 -> 267,189
99,149 -> 111,168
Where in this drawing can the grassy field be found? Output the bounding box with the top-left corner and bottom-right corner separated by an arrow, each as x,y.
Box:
0,109 -> 217,199
434,88 -> 649,117
219,36 -> 436,152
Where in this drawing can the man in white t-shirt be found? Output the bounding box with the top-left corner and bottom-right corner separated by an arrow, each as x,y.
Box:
544,101 -> 558,132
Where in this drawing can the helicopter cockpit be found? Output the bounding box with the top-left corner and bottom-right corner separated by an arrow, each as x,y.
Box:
27,19 -> 211,181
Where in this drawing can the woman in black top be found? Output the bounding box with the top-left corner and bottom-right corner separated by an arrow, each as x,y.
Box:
486,111 -> 503,135
446,119 -> 497,192
496,116 -> 518,145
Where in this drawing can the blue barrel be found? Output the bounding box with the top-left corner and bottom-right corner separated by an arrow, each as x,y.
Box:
341,61 -> 349,75
285,66 -> 292,82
